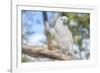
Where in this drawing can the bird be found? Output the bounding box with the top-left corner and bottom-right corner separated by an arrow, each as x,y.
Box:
53,16 -> 74,55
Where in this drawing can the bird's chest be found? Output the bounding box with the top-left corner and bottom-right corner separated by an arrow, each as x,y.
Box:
55,28 -> 73,43
56,28 -> 71,37
54,23 -> 73,43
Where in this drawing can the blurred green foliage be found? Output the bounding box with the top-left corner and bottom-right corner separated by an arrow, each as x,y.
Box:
65,12 -> 90,59
22,54 -> 29,62
65,12 -> 90,39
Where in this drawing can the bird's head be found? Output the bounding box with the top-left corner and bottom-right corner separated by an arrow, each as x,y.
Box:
58,16 -> 69,26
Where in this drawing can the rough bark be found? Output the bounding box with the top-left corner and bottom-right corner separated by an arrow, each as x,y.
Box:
42,12 -> 52,50
22,43 -> 73,60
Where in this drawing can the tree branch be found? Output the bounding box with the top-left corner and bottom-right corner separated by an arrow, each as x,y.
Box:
22,43 -> 73,60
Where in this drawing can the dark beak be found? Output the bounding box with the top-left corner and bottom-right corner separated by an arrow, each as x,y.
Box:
63,19 -> 69,26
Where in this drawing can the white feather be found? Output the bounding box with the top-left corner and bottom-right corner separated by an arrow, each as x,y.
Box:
54,16 -> 73,53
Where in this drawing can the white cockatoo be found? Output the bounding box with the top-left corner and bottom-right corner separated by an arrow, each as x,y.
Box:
53,16 -> 74,54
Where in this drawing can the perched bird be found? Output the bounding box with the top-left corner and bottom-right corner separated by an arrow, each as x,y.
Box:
53,16 -> 74,54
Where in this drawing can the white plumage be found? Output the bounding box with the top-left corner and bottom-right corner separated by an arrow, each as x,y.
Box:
54,16 -> 73,54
